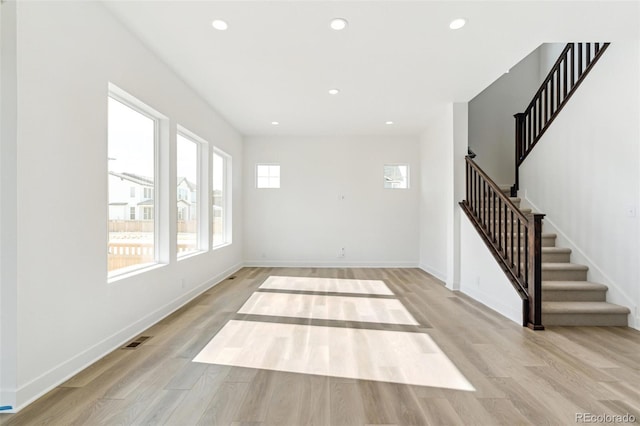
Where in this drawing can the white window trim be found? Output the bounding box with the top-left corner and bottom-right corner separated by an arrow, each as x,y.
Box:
383,163 -> 410,189
256,163 -> 281,189
107,83 -> 166,280
212,147 -> 232,249
176,125 -> 208,259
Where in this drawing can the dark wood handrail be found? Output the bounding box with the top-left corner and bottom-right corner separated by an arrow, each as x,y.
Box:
511,42 -> 609,196
461,156 -> 544,329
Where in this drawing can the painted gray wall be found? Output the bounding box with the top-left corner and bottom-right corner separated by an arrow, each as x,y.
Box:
468,43 -> 565,186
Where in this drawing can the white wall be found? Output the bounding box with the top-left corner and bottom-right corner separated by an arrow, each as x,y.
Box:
459,214 -> 523,325
519,41 -> 640,329
468,47 -> 541,186
538,43 -> 565,80
0,0 -> 18,411
243,135 -> 419,267
419,106 -> 453,281
9,1 -> 244,410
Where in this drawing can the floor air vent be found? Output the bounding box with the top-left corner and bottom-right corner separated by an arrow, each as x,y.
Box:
228,276 -> 236,280
122,336 -> 151,350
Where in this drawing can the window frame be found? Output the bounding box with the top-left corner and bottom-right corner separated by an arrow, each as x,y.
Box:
383,163 -> 410,189
212,147 -> 232,249
107,83 -> 165,280
176,126 -> 207,259
256,163 -> 281,189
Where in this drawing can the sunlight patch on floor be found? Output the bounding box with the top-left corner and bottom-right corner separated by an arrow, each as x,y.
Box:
238,292 -> 419,325
193,320 -> 475,391
259,275 -> 394,295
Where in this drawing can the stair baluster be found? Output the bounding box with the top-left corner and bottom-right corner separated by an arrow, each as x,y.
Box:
460,156 -> 545,329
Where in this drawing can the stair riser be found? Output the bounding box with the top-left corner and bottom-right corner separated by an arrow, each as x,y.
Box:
543,269 -> 587,281
505,250 -> 570,263
542,236 -> 556,247
493,235 -> 556,247
543,313 -> 628,326
476,198 -> 520,205
542,252 -> 571,263
542,290 -> 607,302
475,208 -> 526,215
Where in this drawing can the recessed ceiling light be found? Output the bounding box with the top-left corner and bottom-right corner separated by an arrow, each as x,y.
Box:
328,88 -> 340,95
212,19 -> 228,31
449,18 -> 466,30
271,121 -> 279,126
385,121 -> 394,125
330,18 -> 348,31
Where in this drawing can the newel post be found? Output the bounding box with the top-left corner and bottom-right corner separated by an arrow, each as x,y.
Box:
511,113 -> 525,197
526,212 -> 545,330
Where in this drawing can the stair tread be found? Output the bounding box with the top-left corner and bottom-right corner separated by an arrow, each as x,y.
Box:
541,247 -> 571,253
498,232 -> 556,237
520,247 -> 571,253
542,262 -> 588,271
543,301 -> 630,314
542,281 -> 608,291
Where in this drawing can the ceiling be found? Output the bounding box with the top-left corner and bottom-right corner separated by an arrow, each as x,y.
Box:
103,1 -> 639,136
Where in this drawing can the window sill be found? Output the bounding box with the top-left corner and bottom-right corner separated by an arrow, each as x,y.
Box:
212,241 -> 232,251
108,262 -> 167,284
178,250 -> 207,261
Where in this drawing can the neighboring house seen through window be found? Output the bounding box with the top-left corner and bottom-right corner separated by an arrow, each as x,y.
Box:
176,131 -> 201,257
383,164 -> 409,189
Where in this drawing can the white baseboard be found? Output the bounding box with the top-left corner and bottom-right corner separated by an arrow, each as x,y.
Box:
244,260 -> 419,268
418,263 -> 447,283
13,262 -> 243,413
0,389 -> 16,413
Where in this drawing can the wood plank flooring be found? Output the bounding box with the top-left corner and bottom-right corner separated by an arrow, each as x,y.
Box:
2,267 -> 640,425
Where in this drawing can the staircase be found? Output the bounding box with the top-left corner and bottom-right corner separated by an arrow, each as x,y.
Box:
497,186 -> 630,326
461,43 -> 632,329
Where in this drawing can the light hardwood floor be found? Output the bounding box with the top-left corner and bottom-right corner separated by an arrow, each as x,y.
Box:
2,267 -> 640,425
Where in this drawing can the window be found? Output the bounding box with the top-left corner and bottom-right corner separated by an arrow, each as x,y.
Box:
130,187 -> 136,198
177,131 -> 200,256
256,164 -> 280,188
142,206 -> 153,220
383,164 -> 409,189
212,149 -> 231,247
107,90 -> 158,275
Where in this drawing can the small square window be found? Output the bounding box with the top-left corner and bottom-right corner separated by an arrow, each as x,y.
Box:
384,164 -> 409,189
256,164 -> 280,189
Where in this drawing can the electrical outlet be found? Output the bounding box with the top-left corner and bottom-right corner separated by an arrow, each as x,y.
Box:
337,247 -> 346,258
626,205 -> 637,217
